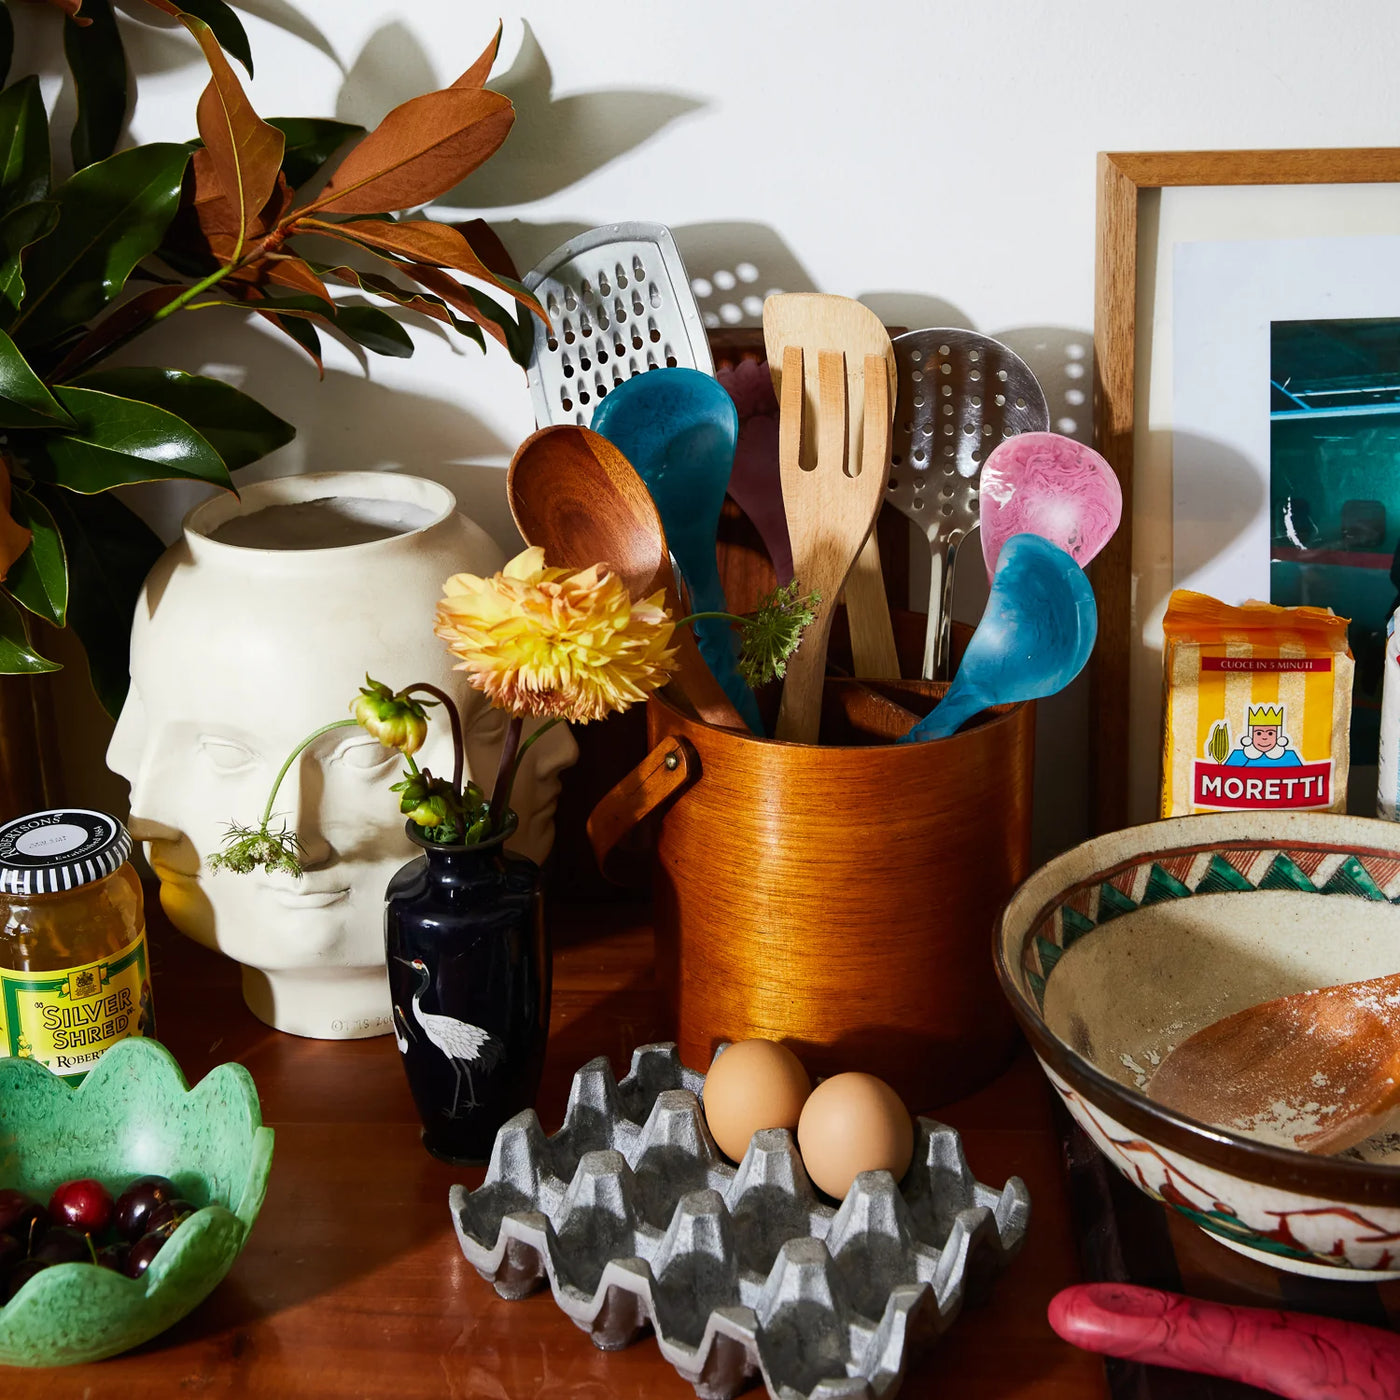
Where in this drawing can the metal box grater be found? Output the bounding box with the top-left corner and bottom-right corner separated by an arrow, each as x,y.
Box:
523,223 -> 715,428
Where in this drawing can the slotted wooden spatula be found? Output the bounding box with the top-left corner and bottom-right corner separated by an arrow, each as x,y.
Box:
766,341 -> 893,742
764,294 -> 899,683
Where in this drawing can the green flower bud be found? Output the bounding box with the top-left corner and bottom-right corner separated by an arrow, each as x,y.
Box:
391,769 -> 463,834
351,676 -> 431,756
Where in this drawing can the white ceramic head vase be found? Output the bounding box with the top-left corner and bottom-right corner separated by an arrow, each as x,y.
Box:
108,472 -> 577,1041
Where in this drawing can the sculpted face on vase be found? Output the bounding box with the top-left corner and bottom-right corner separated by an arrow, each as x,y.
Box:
107,472 -> 577,1041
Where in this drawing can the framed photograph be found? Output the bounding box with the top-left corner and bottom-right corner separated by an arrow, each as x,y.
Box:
1090,149 -> 1400,832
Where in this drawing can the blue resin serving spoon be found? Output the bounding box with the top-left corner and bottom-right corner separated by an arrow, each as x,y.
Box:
592,367 -> 763,733
900,532 -> 1097,743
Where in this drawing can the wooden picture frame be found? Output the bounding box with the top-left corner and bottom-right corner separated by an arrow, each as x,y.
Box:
1090,148 -> 1400,833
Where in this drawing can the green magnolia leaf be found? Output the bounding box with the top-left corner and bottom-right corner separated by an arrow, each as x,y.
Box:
176,0 -> 254,76
5,488 -> 66,626
315,260 -> 487,347
251,290 -> 412,361
38,385 -> 234,492
333,305 -> 413,358
34,484 -> 161,714
65,0 -> 128,170
0,77 -> 50,217
465,282 -> 533,369
267,310 -> 322,370
0,589 -> 59,675
0,324 -> 72,427
0,201 -> 58,324
0,7 -> 14,90
269,117 -> 363,189
15,143 -> 191,348
72,366 -> 295,471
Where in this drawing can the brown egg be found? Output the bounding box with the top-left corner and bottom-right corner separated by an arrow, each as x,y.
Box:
796,1072 -> 914,1199
701,1039 -> 812,1162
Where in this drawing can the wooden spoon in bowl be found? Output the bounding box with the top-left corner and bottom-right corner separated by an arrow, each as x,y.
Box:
1147,971 -> 1400,1154
507,425 -> 750,733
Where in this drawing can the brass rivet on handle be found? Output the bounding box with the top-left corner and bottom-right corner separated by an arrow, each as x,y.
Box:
664,753 -> 679,771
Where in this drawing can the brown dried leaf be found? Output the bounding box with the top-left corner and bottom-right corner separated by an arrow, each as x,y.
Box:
310,217 -> 495,282
453,217 -> 519,280
303,217 -> 544,322
452,23 -> 502,90
260,254 -> 331,301
312,87 -> 513,216
397,262 -> 510,350
48,285 -> 187,382
322,264 -> 480,336
188,154 -> 293,270
181,14 -> 284,247
0,458 -> 32,581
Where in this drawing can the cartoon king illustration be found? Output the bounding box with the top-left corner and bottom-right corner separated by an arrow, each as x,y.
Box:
1225,704 -> 1301,767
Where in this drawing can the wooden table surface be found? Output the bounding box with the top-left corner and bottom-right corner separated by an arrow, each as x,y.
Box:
8,896 -> 1109,1400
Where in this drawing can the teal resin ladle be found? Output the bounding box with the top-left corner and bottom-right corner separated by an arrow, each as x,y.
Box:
592,367 -> 763,733
901,532 -> 1097,743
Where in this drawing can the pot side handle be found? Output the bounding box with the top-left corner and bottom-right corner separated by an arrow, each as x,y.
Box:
587,735 -> 699,886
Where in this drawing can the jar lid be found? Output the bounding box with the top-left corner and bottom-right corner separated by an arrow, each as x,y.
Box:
0,809 -> 133,895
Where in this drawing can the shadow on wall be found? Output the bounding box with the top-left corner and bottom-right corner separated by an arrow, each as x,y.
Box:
1127,430 -> 1268,826
116,309 -> 519,541
337,19 -> 706,209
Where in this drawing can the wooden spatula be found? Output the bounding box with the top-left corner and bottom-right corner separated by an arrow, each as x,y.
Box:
767,343 -> 892,742
1147,971 -> 1400,1154
764,294 -> 899,682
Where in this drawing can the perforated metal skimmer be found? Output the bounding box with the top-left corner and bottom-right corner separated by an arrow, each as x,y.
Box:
523,224 -> 714,429
888,330 -> 1049,680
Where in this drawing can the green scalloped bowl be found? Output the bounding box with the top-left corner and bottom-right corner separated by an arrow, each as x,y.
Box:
0,1037 -> 273,1366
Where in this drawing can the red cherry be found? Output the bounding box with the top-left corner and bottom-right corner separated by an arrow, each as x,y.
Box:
123,1231 -> 167,1279
114,1176 -> 179,1243
0,1232 -> 21,1276
48,1179 -> 113,1236
0,1190 -> 45,1239
3,1258 -> 48,1302
95,1242 -> 129,1274
145,1199 -> 194,1236
33,1226 -> 89,1265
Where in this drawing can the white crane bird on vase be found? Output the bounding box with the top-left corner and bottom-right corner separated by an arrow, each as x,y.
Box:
396,956 -> 504,1116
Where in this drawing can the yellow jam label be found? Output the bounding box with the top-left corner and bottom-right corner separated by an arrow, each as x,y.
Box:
0,932 -> 153,1078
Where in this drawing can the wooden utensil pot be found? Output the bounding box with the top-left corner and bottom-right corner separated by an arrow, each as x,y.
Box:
593,679 -> 1034,1110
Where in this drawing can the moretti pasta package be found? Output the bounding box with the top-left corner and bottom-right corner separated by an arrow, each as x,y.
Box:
1160,590 -> 1353,817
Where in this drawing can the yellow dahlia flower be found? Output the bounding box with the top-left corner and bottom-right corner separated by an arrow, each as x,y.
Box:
435,547 -> 677,723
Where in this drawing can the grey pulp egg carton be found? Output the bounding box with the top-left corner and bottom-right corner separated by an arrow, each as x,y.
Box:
449,1043 -> 1030,1400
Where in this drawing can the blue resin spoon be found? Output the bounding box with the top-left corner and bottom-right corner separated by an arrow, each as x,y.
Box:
900,532 -> 1097,743
592,367 -> 763,733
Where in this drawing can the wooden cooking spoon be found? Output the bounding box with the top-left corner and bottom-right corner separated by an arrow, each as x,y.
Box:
507,425 -> 750,734
764,294 -> 899,683
1147,972 -> 1400,1154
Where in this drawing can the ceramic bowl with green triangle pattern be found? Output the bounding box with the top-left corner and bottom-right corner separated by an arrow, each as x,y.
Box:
996,810 -> 1400,1283
0,1036 -> 272,1366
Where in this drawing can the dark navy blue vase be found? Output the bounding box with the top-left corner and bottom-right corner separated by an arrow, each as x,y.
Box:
384,815 -> 549,1164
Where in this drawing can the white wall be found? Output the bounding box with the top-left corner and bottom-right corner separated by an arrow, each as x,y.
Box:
40,0 -> 1400,852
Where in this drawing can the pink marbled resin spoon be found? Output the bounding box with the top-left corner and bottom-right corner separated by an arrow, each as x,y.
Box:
979,431 -> 1121,580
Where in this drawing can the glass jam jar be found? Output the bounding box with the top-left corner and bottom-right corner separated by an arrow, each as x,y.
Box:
0,808 -> 155,1079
